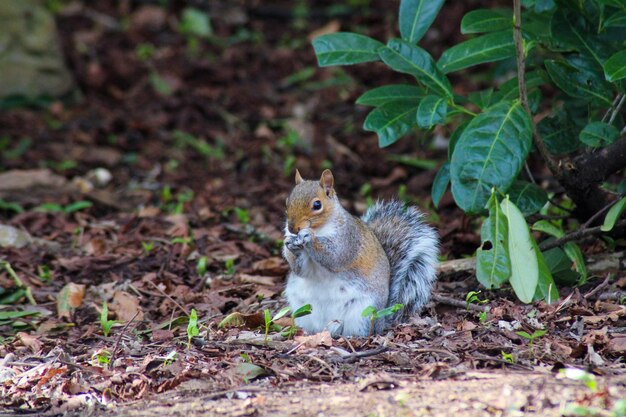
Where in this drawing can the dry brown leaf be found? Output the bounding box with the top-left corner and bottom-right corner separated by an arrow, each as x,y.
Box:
237,273 -> 277,286
110,291 -> 144,322
16,332 -> 42,353
607,337 -> 626,353
295,330 -> 333,348
251,257 -> 288,276
57,283 -> 86,319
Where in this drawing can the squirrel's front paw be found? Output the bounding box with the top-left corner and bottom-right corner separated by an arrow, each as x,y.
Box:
298,229 -> 312,245
285,234 -> 304,252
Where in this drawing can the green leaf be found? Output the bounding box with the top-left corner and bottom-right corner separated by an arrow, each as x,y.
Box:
537,113 -> 580,155
448,120 -> 470,159
603,11 -> 626,28
363,101 -> 419,147
550,10 -> 609,66
431,162 -> 450,208
179,7 -> 212,38
235,363 -> 267,381
495,70 -> 547,102
292,304 -> 312,318
501,198 -> 538,304
507,180 -> 548,215
532,220 -> 565,238
477,191 -> 511,289
450,102 -> 532,214
438,30 -> 515,74
532,239 -> 558,304
601,196 -> 626,232
416,95 -> 448,128
399,0 -> 446,43
187,308 -> 199,337
543,246 -> 580,286
0,310 -> 40,320
545,60 -> 613,105
379,39 -> 453,98
579,122 -> 620,147
468,88 -> 494,110
603,49 -> 626,82
272,306 -> 291,322
563,242 -> 588,284
356,85 -> 424,107
461,9 -> 512,34
312,33 -> 384,67
361,305 -> 377,318
64,200 -> 93,214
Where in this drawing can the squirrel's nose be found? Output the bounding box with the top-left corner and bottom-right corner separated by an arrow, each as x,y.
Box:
287,222 -> 298,234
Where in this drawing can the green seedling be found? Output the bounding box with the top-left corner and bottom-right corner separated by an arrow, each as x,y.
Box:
171,236 -> 193,245
263,306 -> 293,343
281,304 -> 312,338
142,241 -> 155,255
37,265 -> 52,282
136,42 -> 156,61
478,311 -> 488,323
100,302 -> 120,337
234,207 -> 250,224
196,256 -> 208,275
35,200 -> 93,214
0,198 -> 24,214
465,291 -> 489,311
224,259 -> 235,275
163,350 -> 178,366
0,260 -> 35,305
362,304 -> 404,338
187,308 -> 199,349
501,351 -> 515,364
92,349 -> 111,367
516,329 -> 548,347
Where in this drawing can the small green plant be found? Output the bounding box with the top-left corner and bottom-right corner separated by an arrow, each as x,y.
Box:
160,185 -> 194,214
37,265 -> 52,282
465,291 -> 489,311
173,130 -> 224,160
361,304 -> 404,337
224,258 -> 236,275
478,311 -> 488,323
35,200 -> 93,214
559,369 -> 626,416
516,329 -> 548,347
281,304 -> 313,338
178,7 -> 212,55
100,302 -> 119,337
501,351 -> 515,364
187,308 -> 199,349
163,350 -> 178,366
171,236 -> 193,245
141,241 -> 155,255
91,349 -> 111,367
263,307 -> 288,342
0,198 -> 24,214
233,207 -> 250,224
136,42 -> 156,61
196,256 -> 208,276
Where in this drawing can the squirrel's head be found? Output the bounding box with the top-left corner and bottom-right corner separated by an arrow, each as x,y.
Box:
285,169 -> 337,234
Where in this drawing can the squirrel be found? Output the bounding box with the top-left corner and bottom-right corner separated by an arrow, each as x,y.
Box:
283,169 -> 439,337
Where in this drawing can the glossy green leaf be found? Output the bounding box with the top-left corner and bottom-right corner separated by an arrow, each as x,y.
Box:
438,30 -> 515,74
461,9 -> 512,34
431,162 -> 450,208
399,0 -> 446,43
416,95 -> 448,128
312,33 -> 384,67
579,122 -> 620,147
356,85 -> 425,107
501,198 -> 538,304
543,246 -> 580,286
468,88 -> 494,110
545,60 -> 613,105
550,11 -> 609,66
532,240 -> 558,304
477,191 -> 511,289
537,113 -> 580,155
563,242 -> 587,284
603,49 -> 626,82
495,70 -> 547,102
363,101 -> 419,147
450,102 -> 532,214
601,196 -> 626,232
507,180 -> 548,215
604,11 -> 626,29
448,120 -> 470,159
379,39 -> 453,98
532,219 -> 565,238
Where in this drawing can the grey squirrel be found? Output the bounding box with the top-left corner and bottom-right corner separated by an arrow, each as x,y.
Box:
283,169 -> 439,337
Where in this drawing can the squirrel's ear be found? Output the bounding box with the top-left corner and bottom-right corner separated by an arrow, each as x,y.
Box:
295,169 -> 303,185
320,169 -> 334,196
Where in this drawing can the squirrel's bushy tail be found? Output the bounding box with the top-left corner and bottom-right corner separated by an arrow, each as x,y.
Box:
362,200 -> 439,321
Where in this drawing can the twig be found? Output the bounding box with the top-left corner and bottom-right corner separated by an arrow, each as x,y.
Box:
432,294 -> 490,313
538,219 -> 626,251
602,94 -> 623,122
513,0 -> 559,176
110,311 -> 140,365
581,197 -> 621,229
339,346 -> 389,363
609,94 -> 625,125
147,281 -> 189,317
584,274 -> 613,299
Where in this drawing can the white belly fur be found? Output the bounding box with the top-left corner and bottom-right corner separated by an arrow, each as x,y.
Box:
285,254 -> 377,337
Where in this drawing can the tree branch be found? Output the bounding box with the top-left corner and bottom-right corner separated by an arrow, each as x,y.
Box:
538,219 -> 626,251
513,0 -> 560,176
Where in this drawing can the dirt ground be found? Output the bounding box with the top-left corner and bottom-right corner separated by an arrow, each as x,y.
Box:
1,1 -> 625,416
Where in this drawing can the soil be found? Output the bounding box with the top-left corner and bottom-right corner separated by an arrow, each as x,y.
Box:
0,1 -> 625,416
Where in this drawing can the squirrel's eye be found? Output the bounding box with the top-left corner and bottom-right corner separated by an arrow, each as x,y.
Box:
312,200 -> 322,211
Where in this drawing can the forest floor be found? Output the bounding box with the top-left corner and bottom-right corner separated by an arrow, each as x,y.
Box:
0,1 -> 625,416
